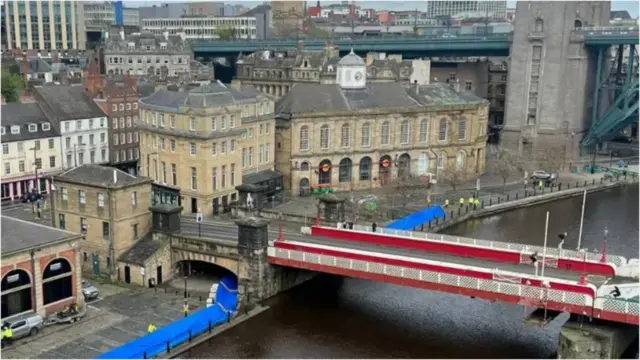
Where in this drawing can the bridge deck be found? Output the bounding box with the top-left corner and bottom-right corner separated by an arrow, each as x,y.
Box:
180,220 -> 635,288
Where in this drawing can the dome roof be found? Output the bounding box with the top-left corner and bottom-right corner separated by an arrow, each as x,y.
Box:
338,49 -> 365,67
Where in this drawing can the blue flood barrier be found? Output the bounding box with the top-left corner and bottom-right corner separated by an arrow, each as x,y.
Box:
385,205 -> 446,231
97,276 -> 238,359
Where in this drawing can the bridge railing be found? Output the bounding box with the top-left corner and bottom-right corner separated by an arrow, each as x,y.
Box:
191,33 -> 510,44
595,297 -> 640,318
348,224 -> 627,267
578,25 -> 639,33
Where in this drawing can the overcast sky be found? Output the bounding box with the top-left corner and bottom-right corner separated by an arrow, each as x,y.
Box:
125,0 -> 639,18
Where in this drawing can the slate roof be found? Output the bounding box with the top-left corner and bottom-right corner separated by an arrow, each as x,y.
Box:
118,233 -> 164,266
275,82 -> 487,115
243,170 -> 283,185
1,103 -> 60,142
140,81 -> 262,111
338,49 -> 365,67
1,216 -> 81,255
20,58 -> 51,74
105,32 -> 191,54
34,85 -> 107,121
54,164 -> 152,189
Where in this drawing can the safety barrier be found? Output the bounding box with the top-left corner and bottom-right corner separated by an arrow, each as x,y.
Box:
96,277 -> 238,359
312,226 -> 618,277
345,224 -> 628,267
268,245 -> 594,308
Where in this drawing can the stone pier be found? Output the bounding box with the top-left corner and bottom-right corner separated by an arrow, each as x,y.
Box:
558,316 -> 638,359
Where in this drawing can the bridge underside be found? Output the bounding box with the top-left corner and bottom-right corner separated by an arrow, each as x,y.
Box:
582,44 -> 639,148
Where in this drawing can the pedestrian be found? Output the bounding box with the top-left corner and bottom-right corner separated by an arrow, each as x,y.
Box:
371,222 -> 377,232
459,197 -> 465,207
538,180 -> 543,190
183,302 -> 189,318
444,199 -> 449,208
147,323 -> 157,334
467,196 -> 474,207
474,198 -> 480,210
2,325 -> 12,347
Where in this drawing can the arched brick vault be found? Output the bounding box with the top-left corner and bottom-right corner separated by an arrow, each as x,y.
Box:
172,249 -> 238,275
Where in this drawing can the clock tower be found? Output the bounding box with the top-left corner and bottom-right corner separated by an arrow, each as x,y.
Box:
336,49 -> 366,90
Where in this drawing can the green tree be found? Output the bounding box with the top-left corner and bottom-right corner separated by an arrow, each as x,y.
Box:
215,25 -> 238,40
1,71 -> 25,103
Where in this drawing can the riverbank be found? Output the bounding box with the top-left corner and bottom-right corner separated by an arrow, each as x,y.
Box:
163,305 -> 270,359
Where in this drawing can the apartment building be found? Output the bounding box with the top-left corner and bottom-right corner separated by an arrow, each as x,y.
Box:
141,17 -> 258,40
34,86 -> 109,169
3,0 -> 86,50
52,164 -> 152,276
1,103 -> 63,201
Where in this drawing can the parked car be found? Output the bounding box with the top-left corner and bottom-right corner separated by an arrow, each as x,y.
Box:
358,195 -> 379,205
82,280 -> 99,301
4,313 -> 44,340
530,170 -> 557,186
19,191 -> 40,203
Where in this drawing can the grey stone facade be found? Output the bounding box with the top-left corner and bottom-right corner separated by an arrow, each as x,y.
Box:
503,1 -> 611,156
104,30 -> 192,78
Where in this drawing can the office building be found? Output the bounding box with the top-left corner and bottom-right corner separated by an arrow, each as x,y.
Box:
84,2 -> 140,29
141,17 -> 258,40
3,0 -> 86,50
426,1 -> 507,20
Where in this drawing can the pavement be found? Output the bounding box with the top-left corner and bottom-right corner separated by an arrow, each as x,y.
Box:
1,282 -> 207,359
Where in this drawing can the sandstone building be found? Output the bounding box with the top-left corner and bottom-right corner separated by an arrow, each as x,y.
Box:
236,46 -> 430,99
274,51 -> 489,196
52,165 -> 153,277
138,82 -> 276,215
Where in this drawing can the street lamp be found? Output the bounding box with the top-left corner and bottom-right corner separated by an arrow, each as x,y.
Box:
183,275 -> 188,299
29,147 -> 38,194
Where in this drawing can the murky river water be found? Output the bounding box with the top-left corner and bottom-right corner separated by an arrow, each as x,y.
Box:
184,185 -> 639,359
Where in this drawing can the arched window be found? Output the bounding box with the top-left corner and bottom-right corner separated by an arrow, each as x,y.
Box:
359,156 -> 372,181
437,152 -> 446,169
457,118 -> 467,140
319,159 -> 332,184
361,123 -> 371,147
42,258 -> 73,305
300,161 -> 310,171
341,124 -> 351,148
456,151 -> 466,169
2,269 -> 32,318
574,19 -> 582,29
438,118 -> 448,141
381,121 -> 390,145
320,124 -> 330,149
400,120 -> 410,144
534,18 -> 544,32
339,158 -> 352,182
299,125 -> 309,150
419,119 -> 429,143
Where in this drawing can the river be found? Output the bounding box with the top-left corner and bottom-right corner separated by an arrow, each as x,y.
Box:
183,185 -> 639,359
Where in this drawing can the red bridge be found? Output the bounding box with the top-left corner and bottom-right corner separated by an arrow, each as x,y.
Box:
267,224 -> 639,326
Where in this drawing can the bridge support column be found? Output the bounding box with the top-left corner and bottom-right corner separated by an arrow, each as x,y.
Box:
235,217 -> 315,310
557,316 -> 637,359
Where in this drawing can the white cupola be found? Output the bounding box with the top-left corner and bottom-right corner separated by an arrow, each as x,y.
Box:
336,48 -> 366,89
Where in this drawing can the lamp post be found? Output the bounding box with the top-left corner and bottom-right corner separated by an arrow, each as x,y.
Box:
29,147 -> 38,194
183,275 -> 188,299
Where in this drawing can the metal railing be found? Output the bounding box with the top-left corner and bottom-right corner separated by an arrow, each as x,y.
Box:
191,33 -> 510,44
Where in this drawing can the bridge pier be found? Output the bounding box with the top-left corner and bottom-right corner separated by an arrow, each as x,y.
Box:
557,316 -> 638,359
235,217 -> 315,309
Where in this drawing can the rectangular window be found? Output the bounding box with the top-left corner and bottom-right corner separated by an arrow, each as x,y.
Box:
132,224 -> 139,239
4,162 -> 10,175
230,139 -> 236,152
97,193 -> 104,208
159,113 -> 165,127
34,140 -> 40,150
211,142 -> 217,155
48,139 -> 54,149
19,160 -> 25,172
259,145 -> 264,164
230,164 -> 235,186
120,133 -> 125,144
102,221 -> 110,239
170,139 -> 176,152
172,164 -> 177,185
265,143 -> 270,162
212,167 -> 217,191
66,138 -> 71,148
113,134 -> 119,145
59,214 -> 66,230
170,115 -> 176,128
113,118 -> 118,129
79,190 -> 86,204
61,187 -> 68,200
49,156 -> 56,168
242,148 -> 246,168
190,118 -> 196,131
221,165 -> 226,188
162,162 -> 167,183
120,118 -> 125,129
80,217 -> 87,233
259,124 -> 264,135
190,167 -> 197,190
211,117 -> 217,131
131,191 -> 138,207
190,143 -> 196,155
127,117 -> 132,127
465,81 -> 473,91
221,141 -> 226,154
248,147 -> 253,167
221,117 -> 226,130
230,115 -> 236,128
458,120 -> 467,140
160,137 -> 165,150
2,144 -> 7,155
34,158 -> 42,170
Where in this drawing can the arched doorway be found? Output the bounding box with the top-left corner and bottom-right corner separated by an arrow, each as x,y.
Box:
42,258 -> 73,305
379,155 -> 392,185
1,270 -> 32,318
318,159 -> 332,185
299,178 -> 310,197
338,158 -> 352,183
397,153 -> 411,179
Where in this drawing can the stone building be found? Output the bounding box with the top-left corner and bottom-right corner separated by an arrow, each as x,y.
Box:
1,216 -> 84,319
235,46 -> 429,99
503,1 -> 611,156
138,81 -> 276,215
52,164 -> 153,277
275,51 -> 489,196
103,29 -> 192,77
271,0 -> 306,37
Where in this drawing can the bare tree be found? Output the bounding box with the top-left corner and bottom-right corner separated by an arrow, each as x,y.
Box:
534,138 -> 565,175
442,167 -> 470,192
490,148 -> 522,193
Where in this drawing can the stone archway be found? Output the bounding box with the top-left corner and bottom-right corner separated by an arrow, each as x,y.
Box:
172,249 -> 238,276
1,269 -> 33,318
42,258 -> 73,305
397,153 -> 411,179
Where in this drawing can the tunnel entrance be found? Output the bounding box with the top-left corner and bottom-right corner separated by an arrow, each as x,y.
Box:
168,260 -> 235,295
